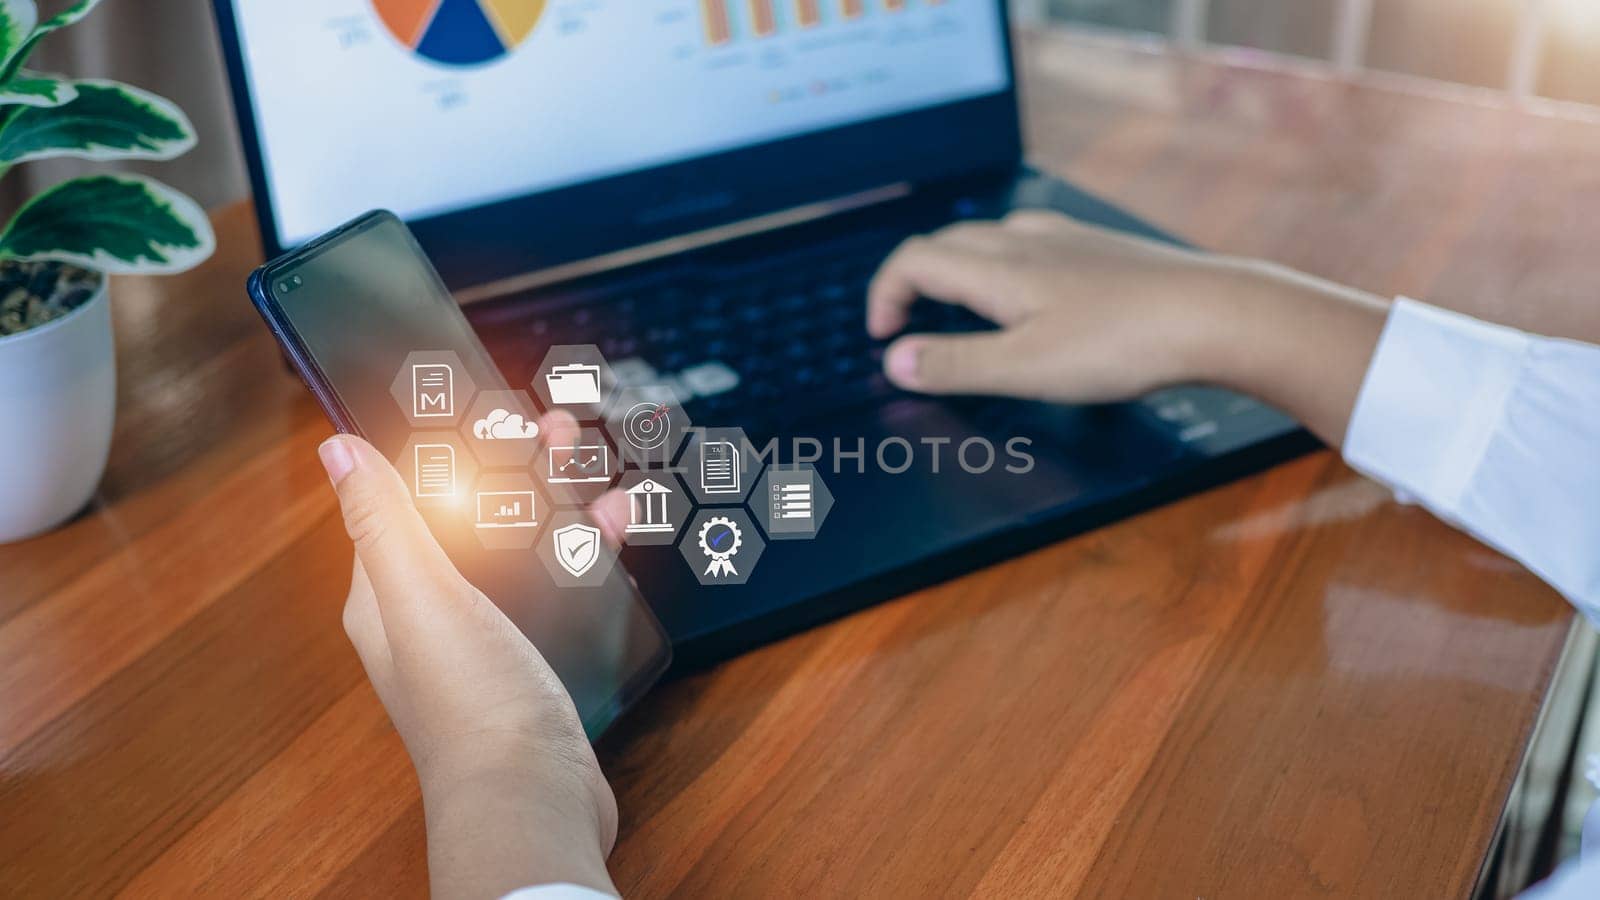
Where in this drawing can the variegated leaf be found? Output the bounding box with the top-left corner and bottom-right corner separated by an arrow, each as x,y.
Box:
0,0 -> 100,82
0,70 -> 74,108
0,0 -> 36,71
0,173 -> 216,275
0,80 -> 195,164
37,0 -> 99,31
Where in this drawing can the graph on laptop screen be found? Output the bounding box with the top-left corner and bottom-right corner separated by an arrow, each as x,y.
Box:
227,0 -> 1009,247
373,0 -> 546,66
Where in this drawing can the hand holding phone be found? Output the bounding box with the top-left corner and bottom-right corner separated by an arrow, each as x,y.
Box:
318,431 -> 621,896
246,211 -> 670,738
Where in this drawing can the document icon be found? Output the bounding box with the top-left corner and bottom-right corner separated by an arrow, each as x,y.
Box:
546,364 -> 602,405
412,363 -> 455,418
414,444 -> 456,498
700,441 -> 740,494
769,470 -> 815,535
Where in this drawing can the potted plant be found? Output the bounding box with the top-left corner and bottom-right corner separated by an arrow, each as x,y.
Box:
0,0 -> 214,543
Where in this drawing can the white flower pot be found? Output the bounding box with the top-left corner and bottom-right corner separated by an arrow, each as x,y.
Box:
0,279 -> 115,543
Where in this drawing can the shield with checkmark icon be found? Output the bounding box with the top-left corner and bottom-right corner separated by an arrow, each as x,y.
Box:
553,524 -> 602,578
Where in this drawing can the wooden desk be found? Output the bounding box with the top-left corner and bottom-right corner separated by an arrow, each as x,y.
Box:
0,28 -> 1588,898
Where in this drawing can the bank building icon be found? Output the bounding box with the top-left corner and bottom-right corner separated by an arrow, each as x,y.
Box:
625,479 -> 675,534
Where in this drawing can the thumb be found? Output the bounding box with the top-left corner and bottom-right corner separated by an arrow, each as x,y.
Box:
883,332 -> 1032,396
317,435 -> 467,633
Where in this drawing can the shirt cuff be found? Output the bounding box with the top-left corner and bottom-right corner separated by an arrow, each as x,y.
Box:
1344,297 -> 1531,516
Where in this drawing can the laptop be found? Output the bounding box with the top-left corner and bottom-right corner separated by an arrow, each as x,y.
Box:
212,0 -> 1313,668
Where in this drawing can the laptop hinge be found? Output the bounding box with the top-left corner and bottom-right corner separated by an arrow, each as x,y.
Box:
453,182 -> 913,305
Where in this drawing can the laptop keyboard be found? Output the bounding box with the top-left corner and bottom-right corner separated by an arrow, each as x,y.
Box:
478,235 -> 994,436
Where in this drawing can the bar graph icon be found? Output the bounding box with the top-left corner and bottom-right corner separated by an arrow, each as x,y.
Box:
476,491 -> 538,529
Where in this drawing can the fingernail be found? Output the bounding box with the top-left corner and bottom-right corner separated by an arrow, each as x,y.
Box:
885,341 -> 921,386
318,437 -> 358,485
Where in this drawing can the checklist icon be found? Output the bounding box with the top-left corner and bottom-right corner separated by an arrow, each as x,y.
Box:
412,363 -> 455,418
769,470 -> 815,535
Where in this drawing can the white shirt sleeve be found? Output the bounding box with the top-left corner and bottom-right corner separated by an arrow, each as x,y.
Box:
1343,298 -> 1600,626
501,885 -> 617,900
1520,858 -> 1600,900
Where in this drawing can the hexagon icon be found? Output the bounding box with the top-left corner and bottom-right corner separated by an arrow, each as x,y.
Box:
679,507 -> 765,586
396,432 -> 478,512
390,350 -> 478,428
681,426 -> 764,506
749,464 -> 834,541
462,389 -> 544,468
605,384 -> 692,470
537,426 -> 618,507
532,344 -> 613,423
469,471 -> 548,551
615,470 -> 690,547
538,510 -> 619,589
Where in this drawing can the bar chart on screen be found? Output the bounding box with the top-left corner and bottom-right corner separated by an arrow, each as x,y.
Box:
699,0 -> 947,46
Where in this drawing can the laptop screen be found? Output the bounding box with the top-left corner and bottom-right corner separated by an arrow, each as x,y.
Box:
223,1 -> 1012,252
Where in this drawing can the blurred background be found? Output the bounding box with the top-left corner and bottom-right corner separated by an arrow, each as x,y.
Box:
8,0 -> 1600,213
1021,0 -> 1600,106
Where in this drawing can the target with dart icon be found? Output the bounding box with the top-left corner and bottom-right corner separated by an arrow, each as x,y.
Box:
622,401 -> 672,452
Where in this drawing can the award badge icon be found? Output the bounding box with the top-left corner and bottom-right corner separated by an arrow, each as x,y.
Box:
697,516 -> 743,578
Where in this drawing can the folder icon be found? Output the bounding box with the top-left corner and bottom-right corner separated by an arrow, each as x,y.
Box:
546,364 -> 602,405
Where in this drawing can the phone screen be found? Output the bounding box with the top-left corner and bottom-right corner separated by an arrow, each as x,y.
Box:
252,211 -> 670,737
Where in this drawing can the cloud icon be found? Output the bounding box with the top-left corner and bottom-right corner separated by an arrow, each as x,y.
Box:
473,408 -> 539,441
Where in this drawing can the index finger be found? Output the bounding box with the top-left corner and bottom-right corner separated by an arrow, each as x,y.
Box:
866,234 -> 1014,339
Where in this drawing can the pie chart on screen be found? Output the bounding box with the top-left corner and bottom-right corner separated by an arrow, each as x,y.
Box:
373,0 -> 546,67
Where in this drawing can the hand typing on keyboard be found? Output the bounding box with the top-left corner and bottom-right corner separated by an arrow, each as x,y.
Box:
867,210 -> 1390,447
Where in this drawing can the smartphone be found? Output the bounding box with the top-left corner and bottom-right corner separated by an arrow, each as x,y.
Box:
247,210 -> 670,738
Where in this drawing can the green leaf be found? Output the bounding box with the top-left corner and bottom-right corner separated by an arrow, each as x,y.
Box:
0,80 -> 194,164
0,173 -> 216,275
37,0 -> 98,31
0,70 -> 75,108
0,0 -> 100,82
0,0 -> 37,72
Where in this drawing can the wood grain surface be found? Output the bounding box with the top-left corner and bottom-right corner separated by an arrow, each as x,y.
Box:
0,28 -> 1588,898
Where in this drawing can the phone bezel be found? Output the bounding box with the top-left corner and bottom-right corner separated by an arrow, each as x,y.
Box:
246,210 -> 401,436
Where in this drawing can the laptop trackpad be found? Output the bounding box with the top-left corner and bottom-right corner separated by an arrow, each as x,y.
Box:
861,396 -> 1186,538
